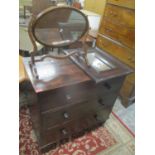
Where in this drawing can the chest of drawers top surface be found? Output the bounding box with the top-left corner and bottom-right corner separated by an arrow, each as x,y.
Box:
24,57 -> 90,93
23,48 -> 132,94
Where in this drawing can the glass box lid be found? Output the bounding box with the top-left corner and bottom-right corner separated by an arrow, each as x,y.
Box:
63,47 -> 132,83
82,52 -> 115,73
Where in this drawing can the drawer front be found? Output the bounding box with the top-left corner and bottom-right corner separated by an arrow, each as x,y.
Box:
40,118 -> 91,146
99,19 -> 135,49
40,107 -> 112,146
103,4 -> 135,28
108,0 -> 135,9
96,36 -> 135,68
39,77 -> 123,112
41,93 -> 117,129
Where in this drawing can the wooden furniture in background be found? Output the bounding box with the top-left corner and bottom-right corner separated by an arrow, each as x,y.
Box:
96,0 -> 135,107
72,2 -> 82,9
84,0 -> 107,15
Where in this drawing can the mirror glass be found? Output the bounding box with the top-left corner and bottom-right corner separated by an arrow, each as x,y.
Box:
33,7 -> 88,47
86,53 -> 115,72
76,51 -> 116,72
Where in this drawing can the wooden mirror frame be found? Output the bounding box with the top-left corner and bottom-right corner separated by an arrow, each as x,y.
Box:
32,6 -> 89,48
28,6 -> 90,79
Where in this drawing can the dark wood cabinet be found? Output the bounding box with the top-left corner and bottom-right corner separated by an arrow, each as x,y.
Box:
23,48 -> 131,153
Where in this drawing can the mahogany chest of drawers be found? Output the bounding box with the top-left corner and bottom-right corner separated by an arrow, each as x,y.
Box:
96,0 -> 135,107
23,48 -> 131,153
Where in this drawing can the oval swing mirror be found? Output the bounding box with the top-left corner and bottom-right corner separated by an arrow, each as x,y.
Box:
28,6 -> 89,79
32,6 -> 89,48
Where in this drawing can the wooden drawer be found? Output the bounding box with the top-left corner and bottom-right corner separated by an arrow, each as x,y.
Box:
103,4 -> 135,28
108,0 -> 135,9
41,94 -> 117,129
40,116 -> 98,147
99,18 -> 135,49
39,77 -> 123,112
40,118 -> 89,147
40,108 -> 112,148
96,36 -> 135,68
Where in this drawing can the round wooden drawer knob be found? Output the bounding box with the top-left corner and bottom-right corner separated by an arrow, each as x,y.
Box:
63,112 -> 69,119
66,94 -> 71,100
103,82 -> 111,90
98,98 -> 105,106
61,129 -> 68,135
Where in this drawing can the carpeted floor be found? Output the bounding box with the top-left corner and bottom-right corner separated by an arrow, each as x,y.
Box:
19,107 -> 134,155
113,98 -> 135,134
